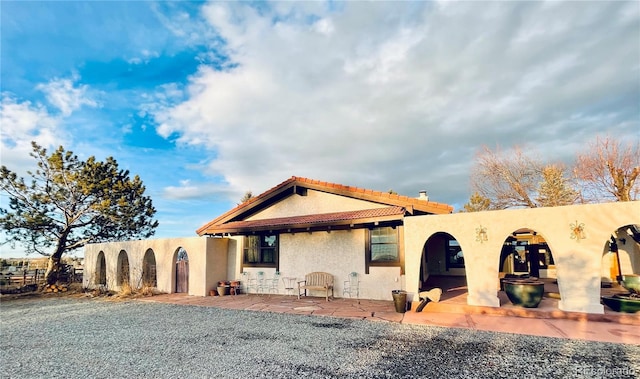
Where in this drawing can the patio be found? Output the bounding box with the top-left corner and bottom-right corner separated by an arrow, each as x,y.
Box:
140,284 -> 640,345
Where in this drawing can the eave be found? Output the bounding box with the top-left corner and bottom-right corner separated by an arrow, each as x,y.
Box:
196,176 -> 453,235
199,206 -> 406,236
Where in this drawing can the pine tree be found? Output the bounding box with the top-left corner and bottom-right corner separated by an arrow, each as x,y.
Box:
461,192 -> 493,212
0,142 -> 158,284
537,164 -> 579,207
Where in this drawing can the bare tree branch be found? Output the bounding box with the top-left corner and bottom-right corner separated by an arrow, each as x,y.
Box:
574,136 -> 640,202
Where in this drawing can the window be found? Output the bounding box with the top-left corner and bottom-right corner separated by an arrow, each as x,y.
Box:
513,241 -> 529,272
244,234 -> 278,267
537,243 -> 555,269
370,227 -> 399,262
446,239 -> 464,268
366,226 -> 404,274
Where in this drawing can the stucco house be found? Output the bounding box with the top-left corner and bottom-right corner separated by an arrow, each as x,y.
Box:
195,176 -> 453,300
83,176 -> 640,315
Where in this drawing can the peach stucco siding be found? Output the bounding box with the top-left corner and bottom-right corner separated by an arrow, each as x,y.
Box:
225,229 -> 404,299
246,189 -> 387,220
83,200 -> 639,315
84,237 -> 228,296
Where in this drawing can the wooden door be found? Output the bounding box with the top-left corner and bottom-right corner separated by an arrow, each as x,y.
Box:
176,260 -> 188,293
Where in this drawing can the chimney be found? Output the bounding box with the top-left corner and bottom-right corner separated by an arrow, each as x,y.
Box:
418,190 -> 428,201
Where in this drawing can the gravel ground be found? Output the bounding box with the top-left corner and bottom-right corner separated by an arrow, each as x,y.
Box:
1,297 -> 638,379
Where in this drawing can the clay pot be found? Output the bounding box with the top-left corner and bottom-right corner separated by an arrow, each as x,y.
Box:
504,280 -> 544,308
217,285 -> 230,296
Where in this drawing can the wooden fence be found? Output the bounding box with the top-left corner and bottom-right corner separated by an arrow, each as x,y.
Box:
0,266 -> 83,288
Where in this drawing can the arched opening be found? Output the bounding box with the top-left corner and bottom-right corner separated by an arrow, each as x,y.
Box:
499,228 -> 556,279
498,228 -> 558,309
600,224 -> 640,313
95,251 -> 106,286
174,247 -> 189,293
419,232 -> 467,301
601,224 -> 640,288
116,250 -> 130,287
142,249 -> 157,288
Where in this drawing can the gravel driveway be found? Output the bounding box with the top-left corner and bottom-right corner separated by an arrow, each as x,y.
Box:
1,297 -> 638,378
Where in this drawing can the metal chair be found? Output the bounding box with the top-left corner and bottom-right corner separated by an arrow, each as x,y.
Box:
239,272 -> 251,294
343,272 -> 360,299
266,271 -> 281,295
248,271 -> 266,295
282,276 -> 297,296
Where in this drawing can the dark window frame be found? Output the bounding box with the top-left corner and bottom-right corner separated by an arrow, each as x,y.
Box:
365,225 -> 404,274
243,234 -> 279,269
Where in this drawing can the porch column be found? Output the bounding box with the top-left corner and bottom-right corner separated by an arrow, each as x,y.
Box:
556,247 -> 605,314
465,240 -> 501,308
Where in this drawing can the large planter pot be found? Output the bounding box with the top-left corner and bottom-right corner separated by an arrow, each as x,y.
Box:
217,285 -> 230,296
504,280 -> 544,308
601,295 -> 640,313
229,281 -> 241,295
500,274 -> 530,291
622,275 -> 640,293
392,290 -> 407,313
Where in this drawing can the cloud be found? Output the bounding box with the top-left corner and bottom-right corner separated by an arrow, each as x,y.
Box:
36,77 -> 98,117
163,179 -> 236,200
1,76 -> 98,175
0,94 -> 62,172
151,1 -> 639,205
127,49 -> 161,65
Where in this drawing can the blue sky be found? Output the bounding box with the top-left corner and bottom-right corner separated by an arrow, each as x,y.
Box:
1,1 -> 639,258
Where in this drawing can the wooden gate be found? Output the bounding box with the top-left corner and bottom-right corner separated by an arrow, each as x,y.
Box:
176,260 -> 188,293
175,249 -> 189,293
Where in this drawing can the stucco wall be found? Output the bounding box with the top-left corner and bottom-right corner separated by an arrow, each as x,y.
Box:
83,237 -> 228,296
246,189 -> 387,220
227,229 -> 403,300
233,190 -> 406,300
404,201 -> 640,314
83,200 -> 639,312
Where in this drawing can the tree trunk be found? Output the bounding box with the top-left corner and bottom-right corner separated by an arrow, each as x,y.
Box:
45,254 -> 62,285
44,236 -> 67,286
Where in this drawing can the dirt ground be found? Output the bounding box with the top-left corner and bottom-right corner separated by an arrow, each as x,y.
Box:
0,282 -> 161,303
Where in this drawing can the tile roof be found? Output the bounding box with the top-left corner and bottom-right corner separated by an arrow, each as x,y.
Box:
196,176 -> 453,235
199,206 -> 406,235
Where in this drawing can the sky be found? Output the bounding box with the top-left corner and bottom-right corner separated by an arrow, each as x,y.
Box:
1,1 -> 639,258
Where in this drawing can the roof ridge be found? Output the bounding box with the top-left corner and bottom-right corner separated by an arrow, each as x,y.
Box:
293,176 -> 451,210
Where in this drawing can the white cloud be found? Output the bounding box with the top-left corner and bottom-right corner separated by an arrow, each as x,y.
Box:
1,76 -> 97,176
151,1 -> 639,205
0,94 -> 63,173
36,77 -> 98,117
127,49 -> 161,65
313,18 -> 334,36
162,179 -> 236,200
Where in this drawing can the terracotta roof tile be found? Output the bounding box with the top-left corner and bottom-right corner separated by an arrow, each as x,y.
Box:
196,176 -> 453,235
200,206 -> 406,235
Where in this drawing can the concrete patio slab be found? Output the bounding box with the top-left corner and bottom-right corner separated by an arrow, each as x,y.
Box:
140,293 -> 640,345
